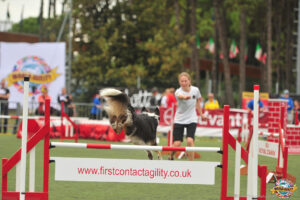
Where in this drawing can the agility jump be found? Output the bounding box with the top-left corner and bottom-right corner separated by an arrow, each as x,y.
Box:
2,79 -> 268,200
59,101 -> 78,142
239,100 -> 294,183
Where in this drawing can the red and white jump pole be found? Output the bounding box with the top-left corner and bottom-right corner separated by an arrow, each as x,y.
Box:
2,79 -> 50,200
221,102 -> 267,199
242,93 -> 292,183
50,142 -> 221,152
247,85 -> 259,199
19,77 -> 30,200
167,104 -> 175,146
60,101 -> 78,142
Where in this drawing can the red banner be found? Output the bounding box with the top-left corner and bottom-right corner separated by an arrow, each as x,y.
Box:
159,107 -> 268,129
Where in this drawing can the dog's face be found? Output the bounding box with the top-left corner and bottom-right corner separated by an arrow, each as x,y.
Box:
109,109 -> 133,134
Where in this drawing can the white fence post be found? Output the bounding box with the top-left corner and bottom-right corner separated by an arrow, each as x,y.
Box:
19,77 -> 29,200
234,142 -> 241,200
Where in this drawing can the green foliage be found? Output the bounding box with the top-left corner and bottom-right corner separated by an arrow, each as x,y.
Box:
7,0 -> 296,101
10,17 -> 40,35
9,15 -> 68,42
71,0 -> 193,101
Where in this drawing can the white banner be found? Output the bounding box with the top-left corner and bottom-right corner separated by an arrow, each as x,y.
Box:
51,157 -> 220,185
0,42 -> 65,108
258,140 -> 278,158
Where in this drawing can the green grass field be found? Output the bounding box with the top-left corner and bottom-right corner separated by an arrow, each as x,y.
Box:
0,134 -> 299,200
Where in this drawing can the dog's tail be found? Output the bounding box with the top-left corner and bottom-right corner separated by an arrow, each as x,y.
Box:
100,88 -> 130,116
100,88 -> 129,105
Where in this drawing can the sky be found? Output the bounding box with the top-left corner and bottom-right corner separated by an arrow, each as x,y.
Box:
0,0 -> 63,23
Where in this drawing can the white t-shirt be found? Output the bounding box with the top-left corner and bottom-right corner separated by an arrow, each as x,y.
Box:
160,95 -> 167,108
59,95 -> 67,102
174,86 -> 201,124
0,88 -> 6,95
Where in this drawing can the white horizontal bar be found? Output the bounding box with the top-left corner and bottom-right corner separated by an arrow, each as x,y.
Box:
110,145 -> 163,151
51,142 -> 221,153
0,115 -> 42,119
259,132 -> 279,137
51,142 -> 87,148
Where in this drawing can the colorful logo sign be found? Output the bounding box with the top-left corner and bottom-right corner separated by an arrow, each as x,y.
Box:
271,179 -> 297,198
4,56 -> 60,95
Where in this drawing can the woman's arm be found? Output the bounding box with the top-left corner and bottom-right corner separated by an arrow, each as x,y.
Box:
196,98 -> 207,119
177,94 -> 191,100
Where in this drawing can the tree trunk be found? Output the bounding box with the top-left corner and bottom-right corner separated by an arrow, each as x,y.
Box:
175,0 -> 181,35
285,0 -> 293,90
213,0 -> 234,106
274,0 -> 284,94
39,0 -> 44,41
175,0 -> 184,71
62,0 -> 67,15
212,22 -> 218,95
266,0 -> 272,93
48,0 -> 52,18
191,0 -> 200,88
239,6 -> 246,107
184,1 -> 191,35
53,0 -> 57,18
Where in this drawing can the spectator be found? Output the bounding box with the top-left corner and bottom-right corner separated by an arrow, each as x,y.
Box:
169,72 -> 207,161
160,89 -> 169,108
68,94 -> 76,116
167,87 -> 177,108
247,98 -> 265,112
204,93 -> 220,110
0,80 -> 10,133
90,93 -> 102,119
149,87 -> 161,110
294,100 -> 300,124
57,88 -> 75,116
37,86 -> 51,115
280,89 -> 294,124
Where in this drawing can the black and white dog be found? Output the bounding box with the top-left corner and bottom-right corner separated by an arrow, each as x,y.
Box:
100,88 -> 161,160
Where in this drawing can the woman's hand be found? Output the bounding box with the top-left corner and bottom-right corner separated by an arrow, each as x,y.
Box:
200,113 -> 208,121
184,95 -> 191,100
179,94 -> 191,100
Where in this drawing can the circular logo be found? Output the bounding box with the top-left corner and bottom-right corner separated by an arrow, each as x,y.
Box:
13,56 -> 51,95
271,179 -> 297,198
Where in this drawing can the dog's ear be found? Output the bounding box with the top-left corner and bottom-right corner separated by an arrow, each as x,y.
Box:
154,107 -> 160,117
141,107 -> 147,112
141,107 -> 150,112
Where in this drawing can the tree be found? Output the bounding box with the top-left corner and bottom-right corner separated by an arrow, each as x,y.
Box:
191,0 -> 200,88
71,0 -> 191,101
238,1 -> 247,106
266,0 -> 272,93
212,19 -> 219,96
10,17 -> 40,34
273,0 -> 284,93
284,0 -> 295,91
39,0 -> 44,41
213,0 -> 234,106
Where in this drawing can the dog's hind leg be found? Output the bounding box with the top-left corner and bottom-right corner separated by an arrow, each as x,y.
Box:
148,140 -> 162,160
154,141 -> 162,160
147,150 -> 153,160
155,150 -> 162,160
